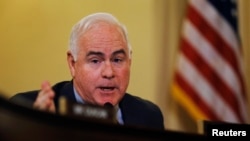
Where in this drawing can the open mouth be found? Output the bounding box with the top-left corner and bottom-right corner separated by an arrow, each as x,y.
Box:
100,87 -> 115,91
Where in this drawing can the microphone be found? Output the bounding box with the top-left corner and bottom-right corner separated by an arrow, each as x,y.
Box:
104,102 -> 119,124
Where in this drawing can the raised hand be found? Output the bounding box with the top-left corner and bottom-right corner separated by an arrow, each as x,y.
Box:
33,81 -> 56,113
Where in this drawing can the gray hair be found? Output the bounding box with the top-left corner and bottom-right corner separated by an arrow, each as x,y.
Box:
69,12 -> 132,61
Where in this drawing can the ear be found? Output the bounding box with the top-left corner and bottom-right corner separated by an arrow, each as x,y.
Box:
67,51 -> 76,78
128,51 -> 132,66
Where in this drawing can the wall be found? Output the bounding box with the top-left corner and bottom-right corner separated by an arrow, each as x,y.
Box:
0,0 -> 156,100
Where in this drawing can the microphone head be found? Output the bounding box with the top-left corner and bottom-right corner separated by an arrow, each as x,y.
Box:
104,102 -> 114,108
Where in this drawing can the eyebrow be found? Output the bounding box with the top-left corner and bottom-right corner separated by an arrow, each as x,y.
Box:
113,49 -> 126,56
86,49 -> 126,57
86,51 -> 104,57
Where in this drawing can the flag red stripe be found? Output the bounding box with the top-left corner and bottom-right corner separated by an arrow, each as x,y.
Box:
187,4 -> 246,99
180,38 -> 244,122
172,0 -> 247,124
175,72 -> 220,120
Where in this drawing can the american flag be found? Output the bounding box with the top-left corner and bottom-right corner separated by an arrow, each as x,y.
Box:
171,0 -> 248,123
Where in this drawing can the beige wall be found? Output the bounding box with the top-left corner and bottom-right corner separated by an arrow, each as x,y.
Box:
0,0 -> 249,134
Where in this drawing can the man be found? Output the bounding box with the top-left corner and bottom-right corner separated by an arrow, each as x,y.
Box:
10,12 -> 164,130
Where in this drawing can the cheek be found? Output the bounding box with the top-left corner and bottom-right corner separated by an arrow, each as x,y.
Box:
119,68 -> 130,84
75,64 -> 102,82
74,66 -> 91,82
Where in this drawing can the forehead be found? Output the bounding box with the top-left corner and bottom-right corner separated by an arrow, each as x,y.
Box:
78,22 -> 128,53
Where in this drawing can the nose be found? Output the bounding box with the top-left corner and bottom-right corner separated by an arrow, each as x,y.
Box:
101,61 -> 115,79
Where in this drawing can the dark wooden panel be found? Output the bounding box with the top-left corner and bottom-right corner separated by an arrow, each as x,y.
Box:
0,95 -> 205,141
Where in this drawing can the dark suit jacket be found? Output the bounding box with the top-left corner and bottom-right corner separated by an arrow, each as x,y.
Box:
9,81 -> 165,130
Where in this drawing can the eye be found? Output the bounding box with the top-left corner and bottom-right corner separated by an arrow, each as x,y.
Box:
91,59 -> 100,64
89,58 -> 101,64
113,58 -> 123,63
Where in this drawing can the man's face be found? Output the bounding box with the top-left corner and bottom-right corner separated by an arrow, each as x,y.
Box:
68,22 -> 131,106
